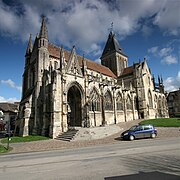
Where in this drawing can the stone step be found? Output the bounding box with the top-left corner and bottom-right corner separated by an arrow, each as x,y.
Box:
56,129 -> 79,141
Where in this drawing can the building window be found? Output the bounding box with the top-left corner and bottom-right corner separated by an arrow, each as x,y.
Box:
134,96 -> 137,110
104,91 -> 113,111
158,96 -> 162,115
89,88 -> 100,111
154,94 -> 157,108
148,90 -> 153,108
127,95 -> 132,110
54,61 -> 58,70
116,92 -> 123,110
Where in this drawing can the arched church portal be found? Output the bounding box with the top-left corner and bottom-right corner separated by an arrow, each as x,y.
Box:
67,85 -> 82,127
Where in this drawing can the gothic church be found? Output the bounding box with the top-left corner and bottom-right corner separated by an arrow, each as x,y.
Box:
15,17 -> 169,138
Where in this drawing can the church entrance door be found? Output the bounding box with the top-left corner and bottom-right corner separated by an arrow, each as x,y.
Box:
67,85 -> 82,127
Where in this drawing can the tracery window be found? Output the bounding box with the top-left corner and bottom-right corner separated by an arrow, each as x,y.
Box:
154,94 -> 157,108
162,96 -> 166,108
148,90 -> 153,108
158,96 -> 162,110
127,95 -> 132,110
158,96 -> 162,116
104,91 -> 113,111
89,88 -> 100,111
54,61 -> 58,70
116,92 -> 123,110
134,96 -> 137,110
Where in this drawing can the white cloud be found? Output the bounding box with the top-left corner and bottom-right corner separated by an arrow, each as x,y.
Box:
0,0 -> 179,54
161,55 -> 178,65
148,46 -> 178,65
94,58 -> 101,64
148,46 -> 159,54
177,71 -> 180,81
1,79 -> 22,92
153,0 -> 180,35
0,96 -> 20,103
142,24 -> 153,37
159,47 -> 172,57
164,70 -> 180,92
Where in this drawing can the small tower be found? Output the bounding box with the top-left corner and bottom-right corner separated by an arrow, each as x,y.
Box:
38,16 -> 48,48
37,16 -> 49,72
22,34 -> 33,97
101,31 -> 128,77
25,34 -> 33,66
159,75 -> 165,93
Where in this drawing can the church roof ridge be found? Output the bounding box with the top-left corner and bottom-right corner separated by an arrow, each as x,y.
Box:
48,43 -> 116,78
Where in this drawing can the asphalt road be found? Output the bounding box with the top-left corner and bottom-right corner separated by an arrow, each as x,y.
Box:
0,137 -> 179,180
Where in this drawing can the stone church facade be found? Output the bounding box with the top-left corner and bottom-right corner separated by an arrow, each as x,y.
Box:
15,18 -> 169,138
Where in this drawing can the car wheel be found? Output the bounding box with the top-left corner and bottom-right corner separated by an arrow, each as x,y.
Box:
129,135 -> 135,141
151,133 -> 156,138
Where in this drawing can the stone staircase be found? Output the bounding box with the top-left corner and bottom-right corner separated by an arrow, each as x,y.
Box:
56,129 -> 79,141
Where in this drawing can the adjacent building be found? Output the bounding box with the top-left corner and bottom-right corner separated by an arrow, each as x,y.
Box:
167,89 -> 180,117
0,102 -> 19,131
15,17 -> 169,138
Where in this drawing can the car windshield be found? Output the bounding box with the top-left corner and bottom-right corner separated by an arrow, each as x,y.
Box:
129,125 -> 138,131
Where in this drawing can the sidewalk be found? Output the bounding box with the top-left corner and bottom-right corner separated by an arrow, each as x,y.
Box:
2,119 -> 180,154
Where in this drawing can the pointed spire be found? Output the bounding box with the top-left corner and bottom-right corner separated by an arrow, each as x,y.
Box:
130,82 -> 132,91
161,75 -> 163,84
101,30 -> 127,58
60,45 -> 65,72
82,54 -> 87,76
39,16 -> 48,39
158,75 -> 161,85
122,79 -> 124,89
26,34 -> 33,56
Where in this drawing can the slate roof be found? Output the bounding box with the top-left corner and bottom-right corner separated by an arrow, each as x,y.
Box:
101,31 -> 127,58
48,44 -> 116,78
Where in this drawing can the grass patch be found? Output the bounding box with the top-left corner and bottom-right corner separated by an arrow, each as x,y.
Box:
0,145 -> 12,153
1,135 -> 50,144
139,118 -> 180,127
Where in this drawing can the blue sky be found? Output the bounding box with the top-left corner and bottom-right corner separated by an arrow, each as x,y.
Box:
0,0 -> 180,102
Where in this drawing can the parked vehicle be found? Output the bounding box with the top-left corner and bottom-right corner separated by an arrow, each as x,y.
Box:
0,130 -> 13,138
121,124 -> 157,141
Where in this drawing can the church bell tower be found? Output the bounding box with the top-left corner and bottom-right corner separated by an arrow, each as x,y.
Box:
101,31 -> 128,77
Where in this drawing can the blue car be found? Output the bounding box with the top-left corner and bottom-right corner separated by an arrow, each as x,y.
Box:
121,124 -> 157,141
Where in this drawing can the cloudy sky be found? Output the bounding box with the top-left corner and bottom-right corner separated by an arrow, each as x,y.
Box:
0,0 -> 180,102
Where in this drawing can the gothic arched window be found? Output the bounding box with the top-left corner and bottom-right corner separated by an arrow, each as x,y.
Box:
154,94 -> 157,108
134,96 -> 137,110
162,96 -> 166,108
116,92 -> 123,110
158,96 -> 162,109
104,91 -> 113,111
127,95 -> 132,110
148,90 -> 153,108
89,88 -> 100,111
158,95 -> 162,116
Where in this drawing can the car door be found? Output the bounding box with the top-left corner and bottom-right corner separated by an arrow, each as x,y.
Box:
134,126 -> 144,139
143,125 -> 152,138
